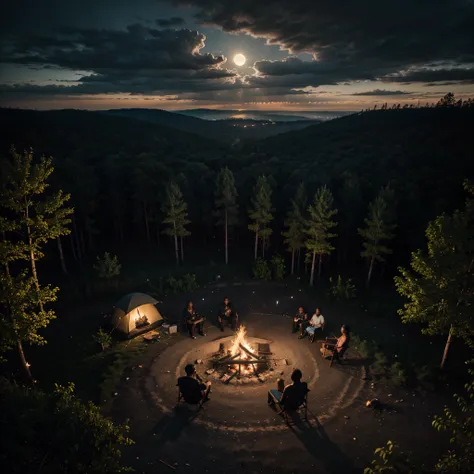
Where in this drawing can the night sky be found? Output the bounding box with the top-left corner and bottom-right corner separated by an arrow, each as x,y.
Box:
0,0 -> 473,110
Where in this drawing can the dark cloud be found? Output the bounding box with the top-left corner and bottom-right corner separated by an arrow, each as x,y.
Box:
171,1 -> 474,84
155,17 -> 186,27
352,89 -> 413,96
381,67 -> 474,84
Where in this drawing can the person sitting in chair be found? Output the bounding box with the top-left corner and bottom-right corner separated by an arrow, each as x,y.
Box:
321,324 -> 351,361
177,364 -> 211,405
183,301 -> 205,339
218,297 -> 238,332
292,307 -> 308,334
301,307 -> 325,339
268,369 -> 308,412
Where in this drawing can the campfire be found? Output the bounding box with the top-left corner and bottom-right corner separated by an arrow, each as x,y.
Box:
211,325 -> 271,383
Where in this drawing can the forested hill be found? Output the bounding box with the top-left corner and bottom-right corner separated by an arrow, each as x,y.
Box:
0,108 -> 224,160
0,106 -> 473,273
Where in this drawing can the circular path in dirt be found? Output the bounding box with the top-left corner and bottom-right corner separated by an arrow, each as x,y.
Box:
143,312 -> 365,433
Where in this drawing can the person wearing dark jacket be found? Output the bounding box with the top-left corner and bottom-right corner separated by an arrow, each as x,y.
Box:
217,297 -> 238,331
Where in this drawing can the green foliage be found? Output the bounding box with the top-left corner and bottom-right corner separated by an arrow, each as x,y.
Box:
305,185 -> 338,282
248,175 -> 273,256
282,183 -> 306,269
364,440 -> 416,474
152,273 -> 198,295
252,257 -> 271,280
161,182 -> 191,241
215,167 -> 239,227
93,328 -> 112,352
328,275 -> 356,300
0,269 -> 57,354
437,92 -> 456,107
372,350 -> 389,377
270,254 -> 286,280
432,364 -> 474,473
414,365 -> 438,391
358,185 -> 396,283
395,181 -> 474,356
0,378 -> 133,473
93,252 -> 121,279
388,362 -> 408,387
351,334 -> 377,359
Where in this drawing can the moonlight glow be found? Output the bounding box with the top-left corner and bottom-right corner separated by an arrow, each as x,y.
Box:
233,53 -> 246,66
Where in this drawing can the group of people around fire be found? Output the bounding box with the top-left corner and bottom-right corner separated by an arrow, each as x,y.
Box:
178,297 -> 351,412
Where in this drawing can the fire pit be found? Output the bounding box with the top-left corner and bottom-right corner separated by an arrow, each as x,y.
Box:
206,326 -> 276,384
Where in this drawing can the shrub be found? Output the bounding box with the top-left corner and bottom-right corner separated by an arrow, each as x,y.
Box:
372,351 -> 389,377
328,275 -> 356,300
93,328 -> 112,352
270,254 -> 286,280
252,258 -> 271,280
389,362 -> 408,386
414,364 -> 438,391
93,252 -> 121,279
0,379 -> 133,473
364,440 -> 415,474
351,334 -> 377,359
181,273 -> 198,292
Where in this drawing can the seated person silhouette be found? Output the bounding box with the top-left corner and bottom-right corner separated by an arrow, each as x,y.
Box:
182,300 -> 205,339
177,364 -> 211,405
268,369 -> 308,412
292,306 -> 308,335
321,324 -> 351,361
303,307 -> 325,340
218,297 -> 238,331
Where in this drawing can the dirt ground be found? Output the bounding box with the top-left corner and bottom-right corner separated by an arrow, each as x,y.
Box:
111,282 -> 450,473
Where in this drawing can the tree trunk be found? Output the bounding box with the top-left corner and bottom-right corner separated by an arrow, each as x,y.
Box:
143,202 -> 150,242
254,230 -> 259,260
17,339 -> 34,385
309,250 -> 316,286
57,237 -> 67,274
262,235 -> 266,259
70,233 -> 77,261
26,220 -> 44,312
180,236 -> 184,264
440,326 -> 453,370
297,248 -> 301,273
367,256 -> 375,287
225,209 -> 228,265
173,222 -> 179,265
72,216 -> 82,261
291,249 -> 295,275
318,254 -> 323,278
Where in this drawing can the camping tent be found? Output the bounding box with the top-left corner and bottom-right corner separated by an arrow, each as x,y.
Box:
111,292 -> 163,338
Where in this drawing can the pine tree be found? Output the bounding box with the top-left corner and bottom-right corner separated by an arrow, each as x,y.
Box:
282,182 -> 306,275
214,167 -> 239,265
395,181 -> 474,369
305,186 -> 338,286
161,182 -> 190,265
0,147 -> 72,311
358,185 -> 396,286
248,175 -> 273,260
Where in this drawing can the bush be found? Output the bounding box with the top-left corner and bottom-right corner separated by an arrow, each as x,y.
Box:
0,379 -> 133,473
413,365 -> 438,391
389,362 -> 408,386
351,334 -> 377,359
372,351 -> 389,377
252,258 -> 271,280
270,254 -> 286,280
93,328 -> 112,352
328,275 -> 356,300
93,252 -> 121,279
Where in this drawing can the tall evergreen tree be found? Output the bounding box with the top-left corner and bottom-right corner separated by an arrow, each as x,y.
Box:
161,182 -> 190,265
0,147 -> 72,311
214,167 -> 239,265
248,175 -> 273,260
395,181 -> 474,369
358,185 -> 396,286
282,182 -> 306,275
304,186 -> 338,286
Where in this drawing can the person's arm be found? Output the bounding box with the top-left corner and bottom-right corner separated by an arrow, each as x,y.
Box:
320,315 -> 325,329
336,334 -> 346,348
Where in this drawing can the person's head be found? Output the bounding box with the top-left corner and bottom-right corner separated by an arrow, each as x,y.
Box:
291,368 -> 303,383
185,364 -> 195,376
187,300 -> 193,310
341,324 -> 350,335
298,306 -> 304,314
224,297 -> 229,305
315,307 -> 321,316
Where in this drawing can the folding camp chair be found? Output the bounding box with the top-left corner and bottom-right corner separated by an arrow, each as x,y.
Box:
268,389 -> 309,424
176,386 -> 205,411
320,337 -> 348,367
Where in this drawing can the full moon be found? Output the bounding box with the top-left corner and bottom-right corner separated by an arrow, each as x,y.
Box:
233,53 -> 246,66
